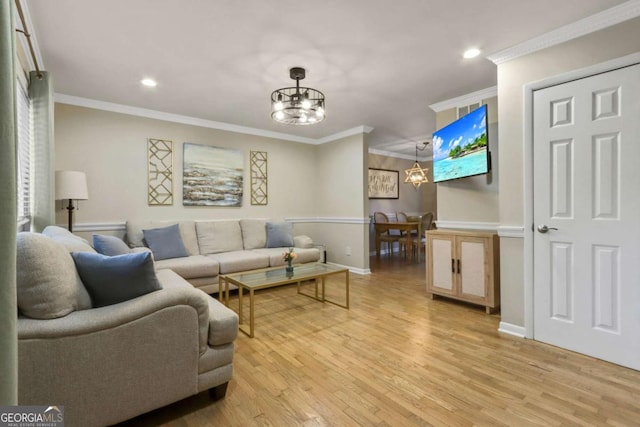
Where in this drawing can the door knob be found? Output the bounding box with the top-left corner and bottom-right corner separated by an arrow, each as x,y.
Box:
537,225 -> 558,233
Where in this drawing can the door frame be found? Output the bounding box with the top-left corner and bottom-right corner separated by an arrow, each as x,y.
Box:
523,52 -> 640,339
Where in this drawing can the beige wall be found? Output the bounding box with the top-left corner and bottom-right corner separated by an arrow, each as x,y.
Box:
497,17 -> 640,327
314,133 -> 370,270
434,97 -> 499,223
55,104 -> 319,222
54,103 -> 372,270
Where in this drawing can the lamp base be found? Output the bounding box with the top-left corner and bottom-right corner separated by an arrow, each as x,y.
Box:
65,199 -> 76,232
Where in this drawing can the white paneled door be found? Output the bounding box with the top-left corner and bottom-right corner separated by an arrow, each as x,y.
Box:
533,63 -> 640,370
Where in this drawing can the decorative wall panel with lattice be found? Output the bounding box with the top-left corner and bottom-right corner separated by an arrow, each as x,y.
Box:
147,138 -> 173,205
250,151 -> 268,205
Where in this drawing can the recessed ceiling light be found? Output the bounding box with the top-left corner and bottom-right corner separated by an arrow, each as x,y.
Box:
463,48 -> 481,59
141,78 -> 157,87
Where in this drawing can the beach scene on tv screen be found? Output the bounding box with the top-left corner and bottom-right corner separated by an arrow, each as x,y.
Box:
432,105 -> 488,182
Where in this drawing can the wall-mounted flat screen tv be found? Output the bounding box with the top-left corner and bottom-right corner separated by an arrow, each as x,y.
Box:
432,104 -> 490,183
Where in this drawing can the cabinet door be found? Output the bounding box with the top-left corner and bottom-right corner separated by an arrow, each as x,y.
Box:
457,236 -> 488,304
428,235 -> 456,296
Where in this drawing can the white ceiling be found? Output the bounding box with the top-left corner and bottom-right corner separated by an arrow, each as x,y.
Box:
24,0 -> 628,158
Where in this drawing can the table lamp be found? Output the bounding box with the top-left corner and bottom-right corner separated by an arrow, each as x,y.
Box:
55,170 -> 88,232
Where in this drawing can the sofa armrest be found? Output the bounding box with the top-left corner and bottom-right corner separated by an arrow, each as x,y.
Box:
18,286 -> 213,355
206,297 -> 238,346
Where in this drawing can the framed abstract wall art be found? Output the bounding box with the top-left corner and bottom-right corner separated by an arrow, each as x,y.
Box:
183,143 -> 243,206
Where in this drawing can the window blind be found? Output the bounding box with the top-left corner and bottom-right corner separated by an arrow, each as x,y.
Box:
16,80 -> 32,226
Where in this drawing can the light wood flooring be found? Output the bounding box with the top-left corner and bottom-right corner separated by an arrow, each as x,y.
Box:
119,255 -> 640,426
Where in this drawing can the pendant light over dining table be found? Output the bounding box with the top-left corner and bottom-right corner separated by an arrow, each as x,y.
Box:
404,141 -> 430,189
271,67 -> 325,125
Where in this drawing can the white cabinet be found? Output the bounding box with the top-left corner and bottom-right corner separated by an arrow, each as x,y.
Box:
426,229 -> 500,314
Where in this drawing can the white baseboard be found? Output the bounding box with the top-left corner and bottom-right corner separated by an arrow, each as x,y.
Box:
326,262 -> 371,275
498,322 -> 526,338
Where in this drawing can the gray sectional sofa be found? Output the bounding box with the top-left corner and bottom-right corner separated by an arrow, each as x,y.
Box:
125,219 -> 321,294
16,227 -> 239,426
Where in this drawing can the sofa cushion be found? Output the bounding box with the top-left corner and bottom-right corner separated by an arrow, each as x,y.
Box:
42,225 -> 96,253
16,233 -> 83,319
71,251 -> 161,308
196,221 -> 244,254
253,247 -> 321,267
266,221 -> 294,248
143,224 -> 189,260
126,220 -> 200,255
154,255 -> 219,279
294,235 -> 314,249
240,219 -> 267,250
93,234 -> 132,256
207,251 -> 269,274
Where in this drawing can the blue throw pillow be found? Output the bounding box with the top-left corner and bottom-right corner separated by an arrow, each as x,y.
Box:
266,222 -> 294,248
142,224 -> 189,260
93,234 -> 132,256
71,251 -> 161,307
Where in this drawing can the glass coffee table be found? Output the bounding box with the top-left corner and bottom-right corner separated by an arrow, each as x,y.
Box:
219,263 -> 349,338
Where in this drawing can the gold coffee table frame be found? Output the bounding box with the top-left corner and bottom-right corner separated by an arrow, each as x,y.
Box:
219,263 -> 349,338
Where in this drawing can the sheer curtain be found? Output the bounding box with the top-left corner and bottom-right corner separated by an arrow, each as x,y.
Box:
29,70 -> 55,232
0,0 -> 18,405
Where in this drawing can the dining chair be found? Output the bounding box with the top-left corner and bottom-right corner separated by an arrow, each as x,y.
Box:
374,212 -> 402,256
410,212 -> 434,261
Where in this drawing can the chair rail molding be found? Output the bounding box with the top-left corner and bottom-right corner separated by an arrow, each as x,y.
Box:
286,217 -> 371,224
497,225 -> 525,238
58,222 -> 126,232
434,220 -> 499,232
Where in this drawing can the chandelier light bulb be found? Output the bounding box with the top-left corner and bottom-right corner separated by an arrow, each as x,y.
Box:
299,114 -> 308,123
316,107 -> 324,118
308,116 -> 317,123
275,110 -> 285,120
274,101 -> 284,111
301,99 -> 311,110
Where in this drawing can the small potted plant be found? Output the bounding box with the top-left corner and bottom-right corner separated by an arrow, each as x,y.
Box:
283,248 -> 296,273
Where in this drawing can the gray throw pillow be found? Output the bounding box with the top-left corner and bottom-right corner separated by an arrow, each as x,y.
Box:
16,232 -> 81,319
71,251 -> 161,307
142,224 -> 189,260
93,234 -> 132,256
266,221 -> 294,248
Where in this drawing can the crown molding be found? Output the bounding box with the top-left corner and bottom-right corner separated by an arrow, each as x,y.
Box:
316,126 -> 374,144
429,86 -> 497,113
55,93 -> 374,146
54,94 -> 319,144
368,148 -> 432,162
487,0 -> 640,65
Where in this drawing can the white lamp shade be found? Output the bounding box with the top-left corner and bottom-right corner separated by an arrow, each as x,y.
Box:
55,171 -> 89,200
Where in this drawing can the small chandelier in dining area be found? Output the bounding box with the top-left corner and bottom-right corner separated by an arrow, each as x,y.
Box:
404,142 -> 430,189
271,67 -> 325,125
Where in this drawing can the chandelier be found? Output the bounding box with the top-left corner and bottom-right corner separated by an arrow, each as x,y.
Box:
271,67 -> 325,125
404,142 -> 430,189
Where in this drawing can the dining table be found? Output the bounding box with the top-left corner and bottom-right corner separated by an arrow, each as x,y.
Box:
373,221 -> 421,264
